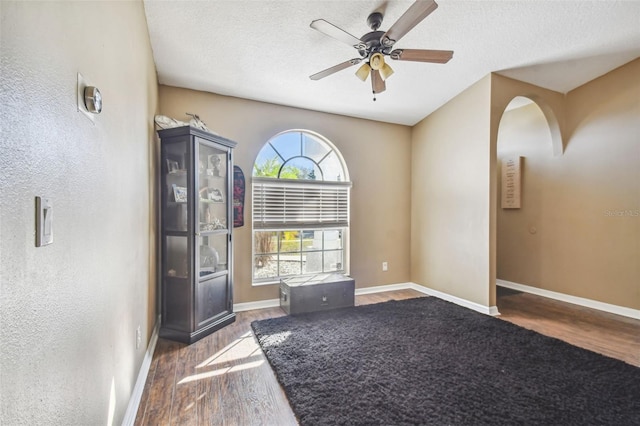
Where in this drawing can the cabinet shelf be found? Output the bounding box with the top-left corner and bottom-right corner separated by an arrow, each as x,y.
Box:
165,274 -> 189,281
199,268 -> 228,281
165,230 -> 188,237
199,228 -> 228,235
200,172 -> 224,178
168,169 -> 187,175
199,198 -> 224,204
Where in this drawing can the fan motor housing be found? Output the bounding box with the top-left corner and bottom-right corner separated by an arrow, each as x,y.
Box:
358,30 -> 387,58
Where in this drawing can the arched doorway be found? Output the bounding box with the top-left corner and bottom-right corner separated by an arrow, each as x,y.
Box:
495,96 -> 558,308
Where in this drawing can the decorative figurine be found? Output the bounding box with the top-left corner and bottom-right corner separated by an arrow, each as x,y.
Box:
209,154 -> 222,177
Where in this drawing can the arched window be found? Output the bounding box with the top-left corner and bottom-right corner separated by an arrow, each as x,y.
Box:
252,130 -> 351,283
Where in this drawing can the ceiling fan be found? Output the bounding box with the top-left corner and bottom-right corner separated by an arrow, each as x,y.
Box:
309,0 -> 453,100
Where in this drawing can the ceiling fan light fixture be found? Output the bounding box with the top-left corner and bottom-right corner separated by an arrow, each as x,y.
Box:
308,0 -> 453,97
355,63 -> 371,81
369,52 -> 384,70
380,63 -> 394,80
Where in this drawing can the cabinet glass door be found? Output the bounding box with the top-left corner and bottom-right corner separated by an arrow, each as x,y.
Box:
162,138 -> 191,331
198,233 -> 228,277
164,140 -> 189,232
196,139 -> 229,281
196,139 -> 228,233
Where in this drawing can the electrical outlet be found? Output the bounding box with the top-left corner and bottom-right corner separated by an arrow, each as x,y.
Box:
382,262 -> 388,271
136,326 -> 141,349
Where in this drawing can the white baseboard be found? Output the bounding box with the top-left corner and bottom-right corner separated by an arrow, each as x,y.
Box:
235,283 -> 425,311
354,282 -> 415,295
356,282 -> 499,316
234,298 -> 280,312
236,283 -> 419,311
234,282 -> 500,316
496,279 -> 640,320
406,282 -> 500,316
121,319 -> 160,426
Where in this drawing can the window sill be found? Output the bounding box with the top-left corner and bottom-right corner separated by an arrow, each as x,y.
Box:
252,280 -> 280,287
252,271 -> 349,287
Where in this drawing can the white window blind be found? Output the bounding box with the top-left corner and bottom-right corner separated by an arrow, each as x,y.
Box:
253,177 -> 351,229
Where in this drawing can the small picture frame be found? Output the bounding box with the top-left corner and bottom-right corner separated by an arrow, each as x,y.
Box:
167,159 -> 179,174
172,184 -> 187,203
208,188 -> 224,203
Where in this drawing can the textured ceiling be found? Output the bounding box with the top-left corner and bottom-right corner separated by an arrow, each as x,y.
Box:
143,0 -> 640,126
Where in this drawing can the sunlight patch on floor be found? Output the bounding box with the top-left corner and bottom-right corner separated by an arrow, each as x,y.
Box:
196,331 -> 258,368
178,360 -> 265,384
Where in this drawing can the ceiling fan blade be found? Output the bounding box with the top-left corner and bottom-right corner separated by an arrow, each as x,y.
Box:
310,58 -> 362,81
310,19 -> 363,48
390,48 -> 453,63
371,69 -> 386,94
381,0 -> 438,47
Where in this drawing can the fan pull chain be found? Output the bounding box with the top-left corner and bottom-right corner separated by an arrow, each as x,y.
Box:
373,91 -> 376,102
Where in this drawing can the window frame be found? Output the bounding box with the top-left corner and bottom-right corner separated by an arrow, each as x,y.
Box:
253,228 -> 346,283
251,130 -> 351,285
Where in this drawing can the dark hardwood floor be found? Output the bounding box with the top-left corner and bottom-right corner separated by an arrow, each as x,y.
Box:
134,288 -> 639,425
496,286 -> 640,366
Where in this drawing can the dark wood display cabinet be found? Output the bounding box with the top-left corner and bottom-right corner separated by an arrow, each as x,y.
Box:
158,125 -> 237,344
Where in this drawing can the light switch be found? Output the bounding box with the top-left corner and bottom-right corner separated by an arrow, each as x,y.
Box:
36,196 -> 53,247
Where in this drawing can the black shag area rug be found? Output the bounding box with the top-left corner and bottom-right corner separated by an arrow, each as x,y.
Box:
251,297 -> 640,426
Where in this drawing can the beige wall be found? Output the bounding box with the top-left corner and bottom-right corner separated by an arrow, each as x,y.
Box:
159,86 -> 412,303
0,1 -> 158,424
410,76 -> 493,307
496,59 -> 640,309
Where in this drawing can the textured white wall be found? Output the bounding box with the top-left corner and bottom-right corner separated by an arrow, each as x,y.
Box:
0,1 -> 158,424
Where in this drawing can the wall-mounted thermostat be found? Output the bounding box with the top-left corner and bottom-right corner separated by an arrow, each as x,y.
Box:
36,196 -> 53,247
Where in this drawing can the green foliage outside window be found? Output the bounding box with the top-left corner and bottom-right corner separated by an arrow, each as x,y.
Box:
253,157 -> 300,179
